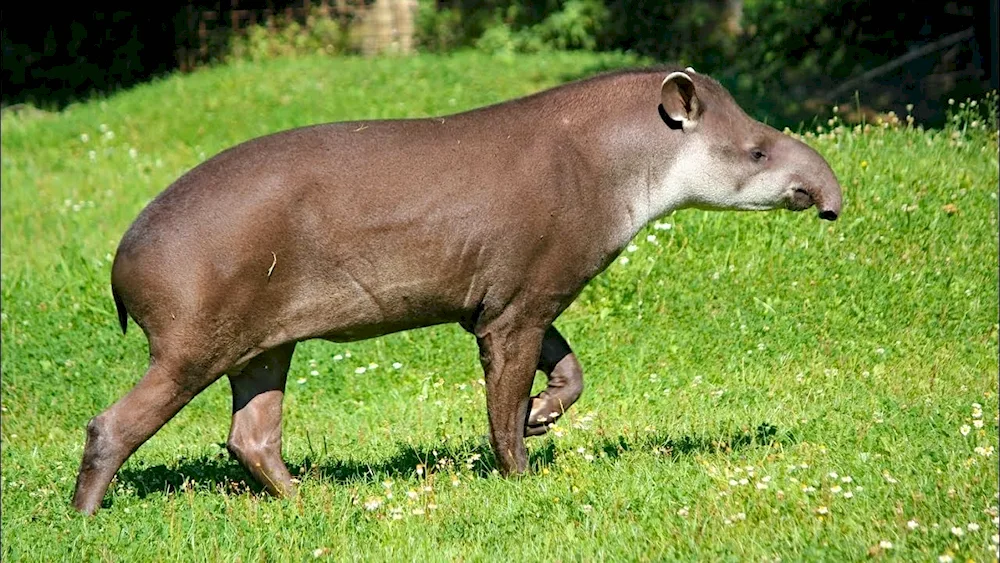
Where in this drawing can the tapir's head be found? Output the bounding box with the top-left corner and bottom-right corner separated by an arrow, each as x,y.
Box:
658,69 -> 842,221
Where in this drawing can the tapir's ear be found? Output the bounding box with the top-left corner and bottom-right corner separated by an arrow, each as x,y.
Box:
661,72 -> 701,132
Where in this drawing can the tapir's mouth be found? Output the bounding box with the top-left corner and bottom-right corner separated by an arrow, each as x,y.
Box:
786,187 -> 815,212
787,186 -> 840,220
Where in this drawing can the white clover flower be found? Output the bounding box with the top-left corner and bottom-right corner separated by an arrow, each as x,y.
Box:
938,555 -> 953,563
967,523 -> 980,532
355,367 -> 366,374
310,370 -> 319,376
816,506 -> 829,515
392,362 -> 403,369
363,498 -> 382,511
677,506 -> 689,517
960,425 -> 971,436
951,526 -> 964,536
843,491 -> 854,499
879,540 -> 893,549
907,520 -> 919,530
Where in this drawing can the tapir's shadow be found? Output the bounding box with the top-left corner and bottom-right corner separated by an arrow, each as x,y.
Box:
113,423 -> 789,502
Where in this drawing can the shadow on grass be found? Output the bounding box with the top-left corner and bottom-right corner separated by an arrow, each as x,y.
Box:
114,422 -> 790,503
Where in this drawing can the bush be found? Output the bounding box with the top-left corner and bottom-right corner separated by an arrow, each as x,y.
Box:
471,0 -> 608,54
424,0 -> 990,128
227,7 -> 356,62
415,1 -> 465,52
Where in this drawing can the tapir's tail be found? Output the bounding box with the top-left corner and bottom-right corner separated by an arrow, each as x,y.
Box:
112,284 -> 128,335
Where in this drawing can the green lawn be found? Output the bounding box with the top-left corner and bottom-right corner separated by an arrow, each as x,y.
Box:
2,51 -> 998,561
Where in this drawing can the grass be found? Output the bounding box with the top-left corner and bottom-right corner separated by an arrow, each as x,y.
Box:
2,50 -> 998,561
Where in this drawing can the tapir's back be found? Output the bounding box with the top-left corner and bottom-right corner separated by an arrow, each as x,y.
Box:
112,100 -> 574,344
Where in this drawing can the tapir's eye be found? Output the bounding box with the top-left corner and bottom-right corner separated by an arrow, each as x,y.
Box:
750,148 -> 767,162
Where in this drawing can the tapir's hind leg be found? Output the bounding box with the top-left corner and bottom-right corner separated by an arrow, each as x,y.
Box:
72,355 -> 223,515
525,326 -> 584,437
226,342 -> 296,498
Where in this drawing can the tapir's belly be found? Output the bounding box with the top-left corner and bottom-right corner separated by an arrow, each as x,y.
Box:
258,235 -> 484,346
311,274 -> 470,342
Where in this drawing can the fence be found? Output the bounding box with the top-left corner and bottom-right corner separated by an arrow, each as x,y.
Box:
175,0 -> 418,70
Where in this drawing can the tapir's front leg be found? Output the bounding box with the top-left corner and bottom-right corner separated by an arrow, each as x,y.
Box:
525,326 -> 583,437
477,320 -> 545,474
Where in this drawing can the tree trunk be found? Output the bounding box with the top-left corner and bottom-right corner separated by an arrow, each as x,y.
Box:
723,0 -> 743,36
362,0 -> 416,56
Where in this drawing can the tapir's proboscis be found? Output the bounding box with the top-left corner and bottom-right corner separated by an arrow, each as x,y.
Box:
72,67 -> 842,514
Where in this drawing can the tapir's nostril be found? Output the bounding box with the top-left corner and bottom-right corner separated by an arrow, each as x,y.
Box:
819,209 -> 838,221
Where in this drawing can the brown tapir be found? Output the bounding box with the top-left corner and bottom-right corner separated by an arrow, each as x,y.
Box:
72,66 -> 842,514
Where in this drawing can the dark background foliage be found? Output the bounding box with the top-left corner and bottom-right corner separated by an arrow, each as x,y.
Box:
2,0 -> 996,128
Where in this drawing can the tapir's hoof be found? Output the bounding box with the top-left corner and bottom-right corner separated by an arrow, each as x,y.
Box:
525,395 -> 564,437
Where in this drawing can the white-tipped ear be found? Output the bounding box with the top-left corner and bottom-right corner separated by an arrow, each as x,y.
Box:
661,71 -> 701,132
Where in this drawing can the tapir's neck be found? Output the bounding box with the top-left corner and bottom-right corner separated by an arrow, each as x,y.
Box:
524,71 -> 696,253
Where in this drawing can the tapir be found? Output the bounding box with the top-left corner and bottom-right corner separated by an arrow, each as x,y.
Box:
72,67 -> 842,514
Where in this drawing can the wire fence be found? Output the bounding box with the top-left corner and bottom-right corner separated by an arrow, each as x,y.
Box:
176,0 -> 418,70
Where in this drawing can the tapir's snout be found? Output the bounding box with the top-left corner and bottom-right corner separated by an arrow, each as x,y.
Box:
789,182 -> 841,221
814,173 -> 842,221
784,138 -> 843,221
